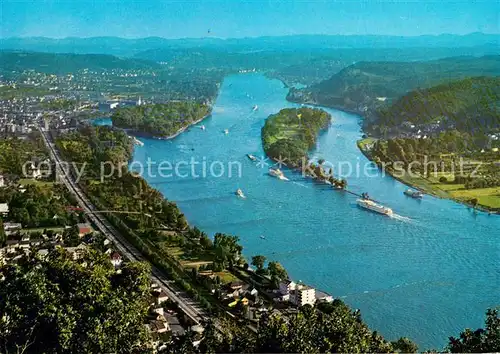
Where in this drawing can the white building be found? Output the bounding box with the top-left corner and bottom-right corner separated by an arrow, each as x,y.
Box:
0,175 -> 4,187
0,203 -> 8,216
291,285 -> 316,307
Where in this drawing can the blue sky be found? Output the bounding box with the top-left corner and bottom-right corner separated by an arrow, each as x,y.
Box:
1,0 -> 499,38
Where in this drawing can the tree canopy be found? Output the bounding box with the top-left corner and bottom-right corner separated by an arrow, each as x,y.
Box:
0,248 -> 152,353
262,107 -> 331,167
448,308 -> 500,353
112,102 -> 211,138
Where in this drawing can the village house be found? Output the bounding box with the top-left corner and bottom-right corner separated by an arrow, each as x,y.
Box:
0,203 -> 8,216
5,240 -> 20,254
37,249 -> 49,259
77,223 -> 93,237
148,320 -> 169,334
25,162 -> 42,179
0,175 -> 5,187
279,279 -> 297,296
110,251 -> 122,268
62,243 -> 87,260
223,281 -> 250,299
3,222 -> 22,236
165,313 -> 185,336
153,289 -> 169,306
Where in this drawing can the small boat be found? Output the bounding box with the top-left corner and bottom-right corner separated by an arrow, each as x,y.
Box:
269,168 -> 289,181
223,129 -> 229,135
129,136 -> 144,146
252,105 -> 259,111
404,189 -> 423,199
236,188 -> 246,198
247,154 -> 257,161
357,198 -> 393,216
260,235 -> 266,239
200,125 -> 206,130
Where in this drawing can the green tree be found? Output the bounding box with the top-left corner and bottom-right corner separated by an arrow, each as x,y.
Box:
213,233 -> 243,270
448,308 -> 500,353
63,224 -> 80,247
0,248 -> 152,353
251,255 -> 266,272
392,337 -> 419,353
267,261 -> 288,286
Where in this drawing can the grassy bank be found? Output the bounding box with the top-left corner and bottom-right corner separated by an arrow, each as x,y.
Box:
357,138 -> 500,213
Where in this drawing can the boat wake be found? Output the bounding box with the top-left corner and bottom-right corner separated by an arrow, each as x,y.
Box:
290,181 -> 309,188
390,213 -> 412,222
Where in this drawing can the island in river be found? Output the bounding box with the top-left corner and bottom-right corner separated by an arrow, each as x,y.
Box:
262,107 -> 347,188
111,101 -> 212,139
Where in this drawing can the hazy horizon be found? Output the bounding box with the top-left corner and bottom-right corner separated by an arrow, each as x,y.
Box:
2,32 -> 499,41
1,0 -> 498,39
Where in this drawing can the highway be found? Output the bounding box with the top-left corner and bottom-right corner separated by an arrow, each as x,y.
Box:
39,128 -> 207,325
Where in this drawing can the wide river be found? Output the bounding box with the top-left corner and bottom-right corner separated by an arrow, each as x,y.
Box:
102,73 -> 499,349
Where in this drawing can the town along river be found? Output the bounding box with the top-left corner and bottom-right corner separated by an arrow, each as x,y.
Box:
126,73 -> 499,349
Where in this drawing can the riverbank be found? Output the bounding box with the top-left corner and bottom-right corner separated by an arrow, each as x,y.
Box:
122,113 -> 212,141
357,138 -> 500,214
111,102 -> 212,140
130,73 -> 500,349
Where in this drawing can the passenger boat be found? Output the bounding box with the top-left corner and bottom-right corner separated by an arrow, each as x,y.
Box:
404,189 -> 423,199
236,189 -> 246,198
357,198 -> 393,216
269,168 -> 289,181
247,154 -> 257,161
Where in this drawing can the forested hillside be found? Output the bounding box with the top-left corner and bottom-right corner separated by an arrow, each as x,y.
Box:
372,76 -> 500,133
287,56 -> 500,114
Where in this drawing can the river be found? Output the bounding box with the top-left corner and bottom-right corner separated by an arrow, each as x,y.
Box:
104,73 -> 499,349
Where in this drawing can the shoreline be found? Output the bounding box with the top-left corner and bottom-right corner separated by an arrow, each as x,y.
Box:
115,113 -> 212,141
357,140 -> 500,215
283,92 -> 500,215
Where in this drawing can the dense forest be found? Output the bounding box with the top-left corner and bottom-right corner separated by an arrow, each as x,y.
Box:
371,76 -> 500,133
262,107 -> 331,167
0,134 -> 48,176
0,248 -> 152,353
287,56 -> 500,113
112,102 -> 211,138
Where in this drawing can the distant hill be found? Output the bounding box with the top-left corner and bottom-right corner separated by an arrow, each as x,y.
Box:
373,76 -> 500,133
0,51 -> 161,75
287,55 -> 500,113
1,33 -> 498,56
